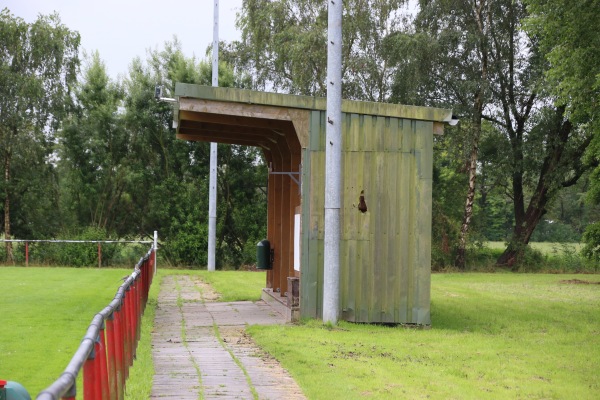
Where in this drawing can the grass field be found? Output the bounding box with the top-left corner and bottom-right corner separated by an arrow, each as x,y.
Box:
0,267 -> 266,398
164,269 -> 266,301
247,273 -> 600,399
484,241 -> 583,255
0,267 -> 132,396
3,267 -> 599,399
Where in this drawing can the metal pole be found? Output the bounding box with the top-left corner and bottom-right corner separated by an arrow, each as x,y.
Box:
323,0 -> 342,324
207,0 -> 219,272
153,230 -> 158,276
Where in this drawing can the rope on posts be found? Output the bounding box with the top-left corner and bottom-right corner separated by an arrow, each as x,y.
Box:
0,239 -> 153,268
36,243 -> 156,400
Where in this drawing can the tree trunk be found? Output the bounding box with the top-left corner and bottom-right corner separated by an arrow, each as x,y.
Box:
4,149 -> 13,263
455,119 -> 481,268
497,203 -> 546,269
497,108 -> 575,269
454,1 -> 489,269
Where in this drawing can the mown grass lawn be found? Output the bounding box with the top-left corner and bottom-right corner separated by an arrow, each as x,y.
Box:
0,267 -> 267,398
248,273 -> 600,399
485,241 -> 583,255
0,267 -> 132,396
3,267 -> 599,399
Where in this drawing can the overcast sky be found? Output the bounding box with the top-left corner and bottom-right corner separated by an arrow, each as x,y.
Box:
4,0 -> 243,80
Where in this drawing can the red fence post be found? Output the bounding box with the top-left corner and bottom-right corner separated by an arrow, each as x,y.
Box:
83,338 -> 100,400
124,286 -> 133,378
98,327 -> 110,400
83,347 -> 95,399
35,244 -> 155,400
113,305 -> 124,400
132,279 -> 139,357
135,277 -> 141,343
93,336 -> 103,399
106,315 -> 118,400
141,260 -> 148,307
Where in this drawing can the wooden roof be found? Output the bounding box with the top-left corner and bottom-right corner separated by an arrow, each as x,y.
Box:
175,85 -> 453,143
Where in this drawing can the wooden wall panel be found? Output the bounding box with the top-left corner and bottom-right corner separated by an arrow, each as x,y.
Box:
302,113 -> 433,325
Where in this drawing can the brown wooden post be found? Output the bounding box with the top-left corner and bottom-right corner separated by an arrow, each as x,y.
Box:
98,242 -> 102,268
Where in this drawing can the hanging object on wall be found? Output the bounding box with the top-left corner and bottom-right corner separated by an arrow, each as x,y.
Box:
358,190 -> 368,213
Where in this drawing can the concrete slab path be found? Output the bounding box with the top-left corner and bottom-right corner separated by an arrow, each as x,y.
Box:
151,275 -> 306,399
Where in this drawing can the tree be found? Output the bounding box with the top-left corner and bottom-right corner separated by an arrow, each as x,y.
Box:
121,38 -> 263,267
387,0 -> 495,268
0,9 -> 80,261
524,0 -> 600,258
59,52 -> 132,234
389,0 -> 595,267
223,0 -> 406,100
484,1 -> 592,267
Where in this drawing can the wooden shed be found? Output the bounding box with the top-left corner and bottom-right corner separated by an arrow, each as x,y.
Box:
174,83 -> 452,325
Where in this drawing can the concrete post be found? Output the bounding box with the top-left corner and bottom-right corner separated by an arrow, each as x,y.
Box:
208,0 -> 219,272
323,0 -> 342,324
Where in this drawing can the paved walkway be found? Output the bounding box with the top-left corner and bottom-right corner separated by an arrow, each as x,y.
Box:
151,275 -> 306,399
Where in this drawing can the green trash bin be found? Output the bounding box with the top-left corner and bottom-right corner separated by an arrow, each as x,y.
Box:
0,381 -> 30,400
256,240 -> 272,270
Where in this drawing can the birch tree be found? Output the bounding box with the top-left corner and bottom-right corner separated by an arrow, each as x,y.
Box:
0,9 -> 79,261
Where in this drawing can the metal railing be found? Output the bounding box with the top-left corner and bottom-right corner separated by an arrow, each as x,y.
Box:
36,239 -> 157,400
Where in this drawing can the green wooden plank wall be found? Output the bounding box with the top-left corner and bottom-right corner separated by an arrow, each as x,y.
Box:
301,112 -> 433,325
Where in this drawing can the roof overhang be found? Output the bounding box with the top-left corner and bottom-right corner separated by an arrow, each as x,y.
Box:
174,84 -> 453,144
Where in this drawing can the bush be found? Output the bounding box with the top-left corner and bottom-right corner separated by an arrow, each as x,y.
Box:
29,227 -> 118,267
161,221 -> 208,268
530,219 -> 581,242
0,241 -> 26,264
582,222 -> 600,262
511,246 -> 546,272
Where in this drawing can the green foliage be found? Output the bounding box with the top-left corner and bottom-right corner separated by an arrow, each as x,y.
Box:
163,219 -> 208,267
3,5 -> 599,271
58,52 -> 132,234
473,242 -> 595,273
524,0 -> 600,261
582,223 -> 600,262
431,132 -> 466,268
579,108 -> 600,258
215,145 -> 267,267
388,0 -> 596,267
525,0 -> 600,127
28,227 -> 118,267
225,0 -> 406,100
530,219 -> 581,242
0,9 -> 80,131
0,8 -> 80,260
120,40 -> 266,268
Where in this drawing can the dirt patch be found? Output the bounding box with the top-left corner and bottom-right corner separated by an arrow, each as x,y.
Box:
219,327 -> 254,346
559,279 -> 600,285
190,276 -> 221,301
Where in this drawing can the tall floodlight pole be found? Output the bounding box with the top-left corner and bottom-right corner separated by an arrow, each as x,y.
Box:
323,0 -> 342,324
208,0 -> 219,272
